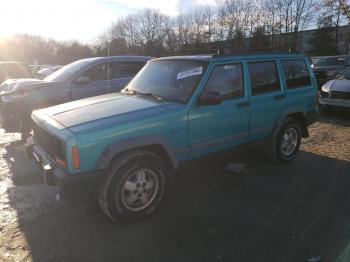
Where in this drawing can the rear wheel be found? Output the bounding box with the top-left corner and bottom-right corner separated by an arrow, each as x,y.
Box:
98,150 -> 167,222
268,118 -> 302,163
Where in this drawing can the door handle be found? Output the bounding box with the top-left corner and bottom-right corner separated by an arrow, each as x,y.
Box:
237,102 -> 250,108
274,94 -> 286,100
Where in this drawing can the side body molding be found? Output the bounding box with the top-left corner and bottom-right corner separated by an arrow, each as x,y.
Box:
95,135 -> 179,170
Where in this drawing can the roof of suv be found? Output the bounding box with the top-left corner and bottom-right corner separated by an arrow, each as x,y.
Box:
78,56 -> 153,64
153,52 -> 306,62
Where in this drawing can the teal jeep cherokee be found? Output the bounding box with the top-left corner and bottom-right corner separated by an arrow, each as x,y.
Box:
27,53 -> 318,222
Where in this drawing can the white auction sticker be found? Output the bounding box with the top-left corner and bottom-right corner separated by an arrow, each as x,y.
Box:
177,67 -> 203,80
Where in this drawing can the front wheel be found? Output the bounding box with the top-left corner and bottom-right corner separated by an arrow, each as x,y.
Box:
98,150 -> 167,222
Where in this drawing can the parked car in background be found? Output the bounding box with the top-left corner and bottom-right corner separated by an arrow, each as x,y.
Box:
36,66 -> 62,79
27,53 -> 318,222
320,66 -> 350,109
312,55 -> 350,88
311,56 -> 321,67
0,62 -> 34,86
29,65 -> 46,76
0,56 -> 151,138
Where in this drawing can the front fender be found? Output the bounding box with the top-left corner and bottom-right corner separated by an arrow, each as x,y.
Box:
95,135 -> 179,170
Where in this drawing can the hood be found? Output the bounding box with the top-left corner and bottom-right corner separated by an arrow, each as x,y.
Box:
0,78 -> 50,94
40,93 -> 182,134
323,79 -> 350,92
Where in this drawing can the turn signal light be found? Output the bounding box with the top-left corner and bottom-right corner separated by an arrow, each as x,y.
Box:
72,145 -> 80,169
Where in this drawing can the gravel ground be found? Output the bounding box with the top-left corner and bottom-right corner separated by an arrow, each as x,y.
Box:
0,111 -> 350,262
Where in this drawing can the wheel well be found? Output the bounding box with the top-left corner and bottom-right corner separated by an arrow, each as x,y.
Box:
140,144 -> 175,172
105,144 -> 175,172
286,112 -> 309,138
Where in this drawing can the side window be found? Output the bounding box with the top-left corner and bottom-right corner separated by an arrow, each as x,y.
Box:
80,63 -> 109,82
281,60 -> 311,89
204,63 -> 244,101
112,61 -> 146,79
248,61 -> 280,95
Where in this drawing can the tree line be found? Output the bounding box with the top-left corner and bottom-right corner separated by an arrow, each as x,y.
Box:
0,0 -> 349,65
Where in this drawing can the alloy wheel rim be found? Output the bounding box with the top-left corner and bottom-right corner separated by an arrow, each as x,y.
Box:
281,127 -> 298,156
120,168 -> 159,211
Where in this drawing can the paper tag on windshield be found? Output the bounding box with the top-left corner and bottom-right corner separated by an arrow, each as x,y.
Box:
177,67 -> 203,80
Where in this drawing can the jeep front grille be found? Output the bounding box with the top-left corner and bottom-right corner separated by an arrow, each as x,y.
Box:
329,91 -> 350,100
32,121 -> 65,161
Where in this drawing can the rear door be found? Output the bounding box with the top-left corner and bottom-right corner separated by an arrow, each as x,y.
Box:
188,62 -> 250,158
247,60 -> 287,141
280,59 -> 315,113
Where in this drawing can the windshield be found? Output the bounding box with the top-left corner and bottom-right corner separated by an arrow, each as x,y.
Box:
337,67 -> 350,80
125,60 -> 208,103
315,57 -> 346,67
44,59 -> 89,82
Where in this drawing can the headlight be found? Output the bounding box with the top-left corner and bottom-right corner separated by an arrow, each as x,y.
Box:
1,92 -> 22,102
321,85 -> 329,92
1,90 -> 29,103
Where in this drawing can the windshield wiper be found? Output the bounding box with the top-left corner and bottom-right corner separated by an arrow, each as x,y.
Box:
125,89 -> 165,101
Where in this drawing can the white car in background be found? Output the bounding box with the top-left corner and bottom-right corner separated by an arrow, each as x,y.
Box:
36,66 -> 62,79
320,67 -> 350,109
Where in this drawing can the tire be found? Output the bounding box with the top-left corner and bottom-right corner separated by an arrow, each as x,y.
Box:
268,118 -> 302,163
98,150 -> 167,223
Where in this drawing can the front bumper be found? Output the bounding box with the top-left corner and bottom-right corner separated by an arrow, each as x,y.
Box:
27,141 -> 102,196
319,97 -> 350,108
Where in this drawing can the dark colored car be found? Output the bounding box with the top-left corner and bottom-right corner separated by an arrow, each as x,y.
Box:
0,56 -> 151,137
312,55 -> 350,88
0,62 -> 34,85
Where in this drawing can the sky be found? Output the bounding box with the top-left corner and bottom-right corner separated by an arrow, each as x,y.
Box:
0,0 -> 216,43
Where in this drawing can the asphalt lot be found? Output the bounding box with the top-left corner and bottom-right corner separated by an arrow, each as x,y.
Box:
0,110 -> 350,262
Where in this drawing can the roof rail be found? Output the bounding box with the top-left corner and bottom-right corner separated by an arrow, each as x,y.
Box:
213,48 -> 299,57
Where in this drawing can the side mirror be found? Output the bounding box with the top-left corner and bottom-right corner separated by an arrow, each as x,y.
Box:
74,75 -> 91,85
198,90 -> 222,106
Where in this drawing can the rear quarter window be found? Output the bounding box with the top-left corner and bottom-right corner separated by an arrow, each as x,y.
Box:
281,60 -> 311,89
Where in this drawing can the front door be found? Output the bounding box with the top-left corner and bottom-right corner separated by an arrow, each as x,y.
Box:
188,62 -> 250,159
70,63 -> 109,100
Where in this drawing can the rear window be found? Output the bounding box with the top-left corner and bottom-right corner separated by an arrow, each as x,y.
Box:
248,61 -> 280,95
281,60 -> 311,89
